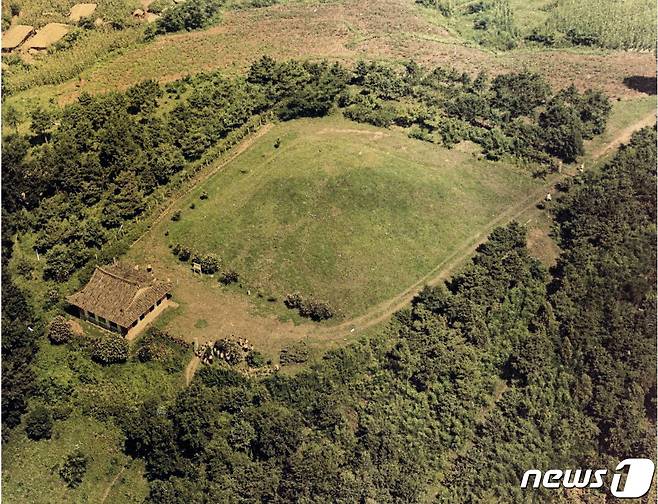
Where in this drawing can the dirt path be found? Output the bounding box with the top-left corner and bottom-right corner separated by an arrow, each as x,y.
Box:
591,111 -> 656,160
99,466 -> 127,504
185,356 -> 201,385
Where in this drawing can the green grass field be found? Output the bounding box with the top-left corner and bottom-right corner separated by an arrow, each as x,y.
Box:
2,415 -> 148,504
134,115 -> 542,320
1,324 -> 189,503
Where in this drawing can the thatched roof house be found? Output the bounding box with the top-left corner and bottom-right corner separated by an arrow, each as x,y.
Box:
67,263 -> 172,338
2,25 -> 34,52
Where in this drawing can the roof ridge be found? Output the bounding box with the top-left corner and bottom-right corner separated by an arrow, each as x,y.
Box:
96,265 -> 140,286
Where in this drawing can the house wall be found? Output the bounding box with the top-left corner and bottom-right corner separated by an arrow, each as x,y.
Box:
76,294 -> 172,340
125,295 -> 172,341
79,308 -> 123,334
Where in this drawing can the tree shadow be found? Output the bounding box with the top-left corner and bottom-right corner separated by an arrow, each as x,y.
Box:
623,76 -> 657,95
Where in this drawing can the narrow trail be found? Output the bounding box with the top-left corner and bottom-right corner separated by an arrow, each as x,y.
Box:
131,123 -> 273,249
99,466 -> 127,504
184,356 -> 200,386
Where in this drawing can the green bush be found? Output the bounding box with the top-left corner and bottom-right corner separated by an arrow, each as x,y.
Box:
279,341 -> 309,365
59,450 -> 88,488
246,350 -> 266,368
91,334 -> 128,365
25,406 -> 53,440
48,315 -> 73,345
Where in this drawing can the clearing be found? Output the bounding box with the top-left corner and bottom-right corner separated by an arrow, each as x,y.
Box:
128,115 -> 543,354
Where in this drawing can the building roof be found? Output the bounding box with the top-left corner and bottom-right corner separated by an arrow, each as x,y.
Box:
69,3 -> 97,21
67,263 -> 172,327
25,23 -> 69,49
2,25 -> 34,50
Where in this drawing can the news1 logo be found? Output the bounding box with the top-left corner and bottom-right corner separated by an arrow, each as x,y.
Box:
521,458 -> 655,498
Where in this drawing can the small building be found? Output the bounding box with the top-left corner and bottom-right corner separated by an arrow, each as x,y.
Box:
67,263 -> 172,339
2,25 -> 34,52
25,23 -> 70,50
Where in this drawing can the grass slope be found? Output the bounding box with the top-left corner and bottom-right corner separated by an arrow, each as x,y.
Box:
134,115 -> 541,320
1,415 -> 148,503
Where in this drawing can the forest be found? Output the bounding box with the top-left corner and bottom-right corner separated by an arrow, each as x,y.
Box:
4,123 -> 653,500
3,56 -> 650,502
115,127 -> 655,502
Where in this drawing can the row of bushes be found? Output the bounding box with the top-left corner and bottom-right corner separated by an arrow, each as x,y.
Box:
284,292 -> 334,321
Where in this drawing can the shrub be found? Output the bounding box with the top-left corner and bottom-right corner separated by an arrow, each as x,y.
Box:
178,247 -> 192,262
246,350 -> 266,368
48,316 -> 73,345
25,406 -> 53,440
171,210 -> 182,221
91,334 -> 128,365
301,300 -> 334,321
136,328 -> 188,371
199,254 -> 221,274
284,293 -> 334,321
219,270 -> 239,285
200,191 -> 209,200
148,0 -> 173,14
280,342 -> 309,365
59,450 -> 88,488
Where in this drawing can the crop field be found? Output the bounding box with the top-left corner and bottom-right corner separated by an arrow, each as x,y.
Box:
130,115 -> 542,323
3,0 -> 655,112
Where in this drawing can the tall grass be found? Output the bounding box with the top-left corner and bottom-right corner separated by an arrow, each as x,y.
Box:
7,0 -> 140,27
548,0 -> 656,50
3,28 -> 143,95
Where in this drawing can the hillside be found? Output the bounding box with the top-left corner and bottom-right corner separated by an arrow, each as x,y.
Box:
1,0 -> 656,501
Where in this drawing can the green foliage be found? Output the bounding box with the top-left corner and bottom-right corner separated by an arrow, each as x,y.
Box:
155,0 -> 222,34
48,315 -> 73,345
25,405 -> 53,440
246,350 -> 266,368
539,98 -> 584,162
136,328 -> 189,372
59,449 -> 88,488
279,341 -> 309,365
284,292 -> 334,321
91,334 -> 129,365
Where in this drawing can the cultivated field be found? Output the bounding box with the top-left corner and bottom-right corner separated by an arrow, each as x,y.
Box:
3,0 -> 655,109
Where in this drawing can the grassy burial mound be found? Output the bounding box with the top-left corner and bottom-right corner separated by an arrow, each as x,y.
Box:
151,116 -> 542,319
